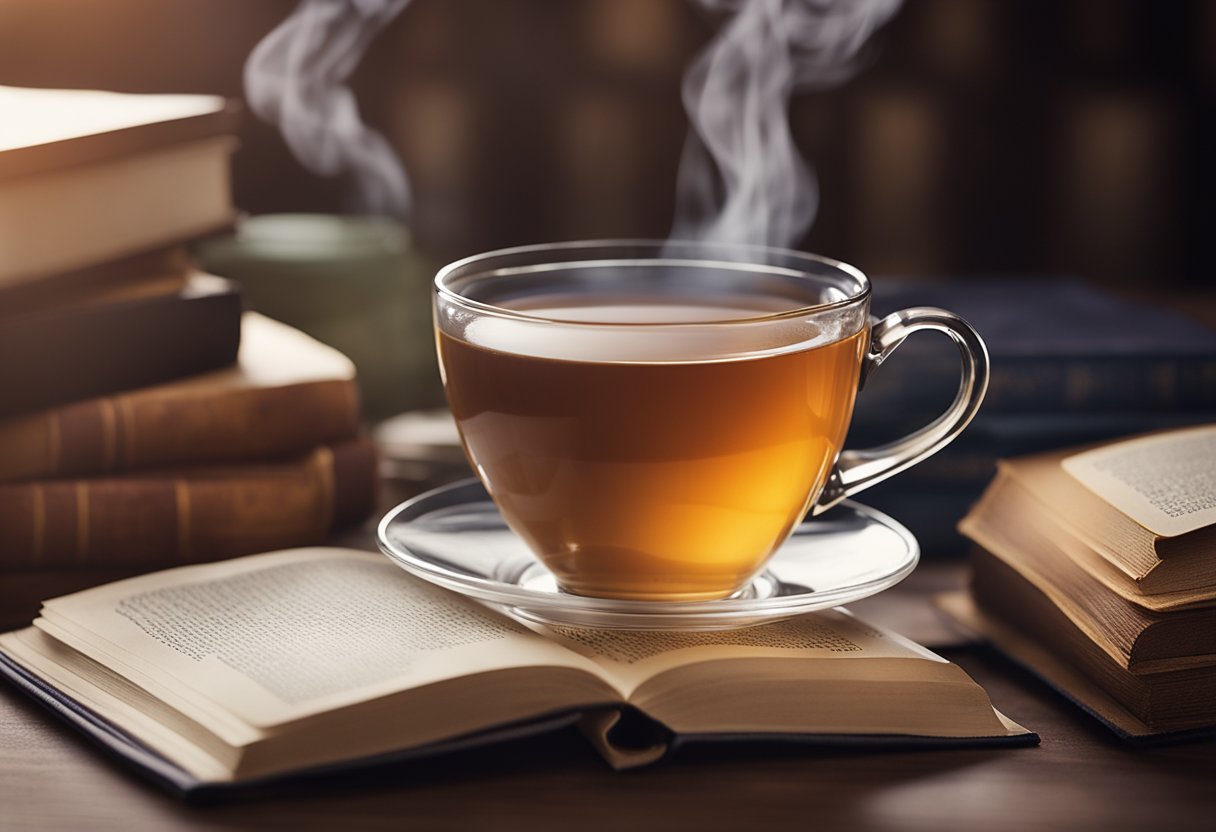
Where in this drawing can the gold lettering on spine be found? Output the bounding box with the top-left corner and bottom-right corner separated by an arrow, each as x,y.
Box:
316,446 -> 335,536
47,411 -> 62,476
74,482 -> 89,562
98,397 -> 118,471
113,396 -> 133,470
32,484 -> 45,564
175,479 -> 191,561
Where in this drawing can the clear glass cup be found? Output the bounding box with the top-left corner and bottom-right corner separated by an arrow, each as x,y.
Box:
433,240 -> 988,601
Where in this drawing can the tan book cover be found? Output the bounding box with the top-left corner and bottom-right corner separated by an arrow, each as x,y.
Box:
0,86 -> 237,178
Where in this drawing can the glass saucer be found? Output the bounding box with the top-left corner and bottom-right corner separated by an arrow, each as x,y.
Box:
376,479 -> 919,631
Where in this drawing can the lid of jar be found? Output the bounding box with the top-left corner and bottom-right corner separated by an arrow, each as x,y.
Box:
199,213 -> 410,264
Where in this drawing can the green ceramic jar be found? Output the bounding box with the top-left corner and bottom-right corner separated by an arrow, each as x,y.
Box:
197,214 -> 442,420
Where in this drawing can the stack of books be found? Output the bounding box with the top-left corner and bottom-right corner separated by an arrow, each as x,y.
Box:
0,87 -> 377,627
849,278 -> 1216,553
945,425 -> 1216,740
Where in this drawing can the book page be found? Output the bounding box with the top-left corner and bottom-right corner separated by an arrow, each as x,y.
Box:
38,548 -> 603,728
1062,425 -> 1216,537
537,609 -> 947,694
0,627 -> 240,782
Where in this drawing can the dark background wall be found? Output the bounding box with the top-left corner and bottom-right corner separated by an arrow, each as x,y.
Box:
1,0 -> 1213,288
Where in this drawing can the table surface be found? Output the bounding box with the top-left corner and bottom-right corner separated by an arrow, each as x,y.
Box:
1,558 -> 1213,832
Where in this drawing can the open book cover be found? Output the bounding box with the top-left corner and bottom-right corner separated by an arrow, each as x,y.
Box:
0,548 -> 1036,799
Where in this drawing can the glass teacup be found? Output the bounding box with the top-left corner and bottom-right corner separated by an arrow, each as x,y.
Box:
434,241 -> 987,601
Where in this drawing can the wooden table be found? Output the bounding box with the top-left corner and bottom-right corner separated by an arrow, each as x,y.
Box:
1,561 -> 1212,832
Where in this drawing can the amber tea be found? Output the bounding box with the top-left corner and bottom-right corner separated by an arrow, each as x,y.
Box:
439,293 -> 868,600
433,242 -> 988,604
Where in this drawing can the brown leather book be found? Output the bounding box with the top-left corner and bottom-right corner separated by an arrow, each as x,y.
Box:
0,272 -> 242,418
0,438 -> 378,567
0,313 -> 361,481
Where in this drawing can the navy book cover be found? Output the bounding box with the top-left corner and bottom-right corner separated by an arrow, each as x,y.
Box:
858,278 -> 1216,415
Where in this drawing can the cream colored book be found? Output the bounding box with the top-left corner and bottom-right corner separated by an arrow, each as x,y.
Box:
0,548 -> 1034,795
0,86 -> 237,286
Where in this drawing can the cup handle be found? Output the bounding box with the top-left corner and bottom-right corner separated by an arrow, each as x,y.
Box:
812,306 -> 990,516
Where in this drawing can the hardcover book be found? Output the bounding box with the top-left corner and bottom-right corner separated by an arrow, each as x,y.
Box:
0,272 -> 243,418
0,439 -> 377,567
0,248 -> 193,321
857,278 -> 1216,415
988,432 -> 1216,594
0,313 -> 360,481
0,548 -> 1036,797
0,86 -> 238,286
953,425 -> 1216,740
940,592 -> 1216,742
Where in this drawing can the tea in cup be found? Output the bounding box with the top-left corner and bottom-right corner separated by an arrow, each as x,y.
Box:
435,241 -> 987,601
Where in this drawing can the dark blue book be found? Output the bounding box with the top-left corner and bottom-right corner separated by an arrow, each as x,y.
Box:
844,411 -> 1216,555
859,278 -> 1216,415
847,410 -> 1216,490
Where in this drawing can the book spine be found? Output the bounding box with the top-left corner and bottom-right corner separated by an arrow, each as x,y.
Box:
0,276 -> 242,418
0,379 -> 361,481
0,438 -> 378,567
858,356 -> 1216,414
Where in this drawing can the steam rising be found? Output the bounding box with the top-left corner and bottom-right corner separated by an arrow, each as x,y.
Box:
672,0 -> 902,248
243,0 -> 900,238
244,0 -> 413,218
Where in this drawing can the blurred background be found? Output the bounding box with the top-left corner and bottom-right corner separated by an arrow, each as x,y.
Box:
3,0 -> 1215,564
2,0 -> 1213,290
2,0 -> 1213,754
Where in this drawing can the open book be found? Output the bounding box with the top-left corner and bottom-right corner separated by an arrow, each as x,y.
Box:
996,426 -> 1216,593
954,424 -> 1216,742
0,548 -> 1034,795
